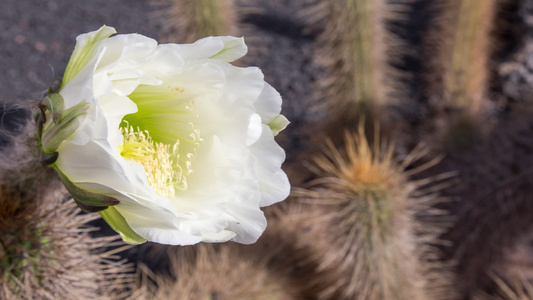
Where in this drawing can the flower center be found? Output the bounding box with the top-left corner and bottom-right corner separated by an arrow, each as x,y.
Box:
118,83 -> 202,198
118,125 -> 188,198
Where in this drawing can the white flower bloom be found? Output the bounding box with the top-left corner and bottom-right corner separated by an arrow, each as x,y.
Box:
40,26 -> 290,245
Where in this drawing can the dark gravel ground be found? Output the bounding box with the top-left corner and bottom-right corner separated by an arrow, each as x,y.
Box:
0,0 -> 160,102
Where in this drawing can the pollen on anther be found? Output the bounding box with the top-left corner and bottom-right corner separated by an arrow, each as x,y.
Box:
118,125 -> 187,198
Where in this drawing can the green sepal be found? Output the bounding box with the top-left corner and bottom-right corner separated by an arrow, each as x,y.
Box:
42,93 -> 64,123
268,114 -> 290,136
99,206 -> 147,244
41,100 -> 89,153
55,168 -> 120,213
34,108 -> 46,142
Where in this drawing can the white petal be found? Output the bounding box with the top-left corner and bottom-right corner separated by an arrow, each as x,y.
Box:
108,69 -> 142,96
96,33 -> 158,70
141,44 -> 185,75
169,36 -> 247,62
227,203 -> 267,244
98,92 -> 138,116
201,230 -> 236,243
96,93 -> 137,147
56,139 -> 135,193
250,125 -> 290,206
115,205 -> 203,246
255,82 -> 283,124
209,60 -> 265,103
184,135 -> 242,193
91,69 -> 114,101
60,49 -> 105,109
210,37 -> 248,62
257,168 -> 290,207
170,36 -> 225,60
193,93 -> 257,147
246,113 -> 263,146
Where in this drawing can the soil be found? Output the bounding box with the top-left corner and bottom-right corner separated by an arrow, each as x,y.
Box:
0,0 -> 160,101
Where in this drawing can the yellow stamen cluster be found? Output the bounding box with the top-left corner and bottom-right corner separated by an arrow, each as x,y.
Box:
118,126 -> 187,198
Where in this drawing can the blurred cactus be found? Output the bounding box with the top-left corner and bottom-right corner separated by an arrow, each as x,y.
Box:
303,0 -> 390,122
151,0 -> 237,43
135,243 -> 301,300
440,118 -> 533,297
0,115 -> 134,299
294,126 -> 455,300
247,203 -> 330,299
422,0 -> 497,149
474,274 -> 533,300
444,0 -> 496,113
0,182 -> 135,299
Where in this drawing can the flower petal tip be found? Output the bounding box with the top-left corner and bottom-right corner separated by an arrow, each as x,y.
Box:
268,114 -> 290,136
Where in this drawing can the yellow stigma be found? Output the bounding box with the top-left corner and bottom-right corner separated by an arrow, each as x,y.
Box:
118,125 -> 187,198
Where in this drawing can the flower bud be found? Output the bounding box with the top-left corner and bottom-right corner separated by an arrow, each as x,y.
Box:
42,93 -> 64,123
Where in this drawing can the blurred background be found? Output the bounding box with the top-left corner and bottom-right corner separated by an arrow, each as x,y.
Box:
1,0 -> 533,299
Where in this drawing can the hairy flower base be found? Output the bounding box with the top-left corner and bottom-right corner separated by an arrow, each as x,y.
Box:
119,125 -> 186,198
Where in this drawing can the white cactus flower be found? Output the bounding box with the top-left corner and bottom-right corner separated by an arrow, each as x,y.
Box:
39,26 -> 290,245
